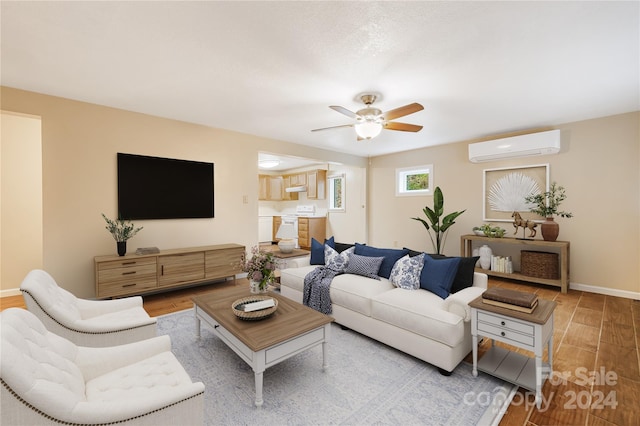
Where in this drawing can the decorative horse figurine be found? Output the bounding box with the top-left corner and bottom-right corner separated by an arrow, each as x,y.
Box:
512,211 -> 537,238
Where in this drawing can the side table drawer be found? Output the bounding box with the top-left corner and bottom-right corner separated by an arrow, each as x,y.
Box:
478,311 -> 534,335
477,321 -> 535,347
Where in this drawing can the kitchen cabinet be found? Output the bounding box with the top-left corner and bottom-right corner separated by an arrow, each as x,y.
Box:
298,217 -> 326,249
306,170 -> 326,199
269,176 -> 284,200
259,216 -> 273,243
272,216 -> 327,249
272,216 -> 282,240
282,175 -> 299,201
290,173 -> 307,186
258,175 -> 269,200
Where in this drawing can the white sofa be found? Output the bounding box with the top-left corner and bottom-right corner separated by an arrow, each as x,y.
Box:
280,256 -> 488,374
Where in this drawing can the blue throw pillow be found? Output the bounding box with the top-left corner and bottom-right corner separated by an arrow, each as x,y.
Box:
420,255 -> 461,299
310,236 -> 335,265
428,254 -> 479,293
354,243 -> 408,279
343,253 -> 383,280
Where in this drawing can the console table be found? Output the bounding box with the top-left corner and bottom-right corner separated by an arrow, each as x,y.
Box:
460,235 -> 570,293
94,243 -> 245,298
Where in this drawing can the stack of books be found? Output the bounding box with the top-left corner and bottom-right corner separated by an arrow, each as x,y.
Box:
481,287 -> 538,313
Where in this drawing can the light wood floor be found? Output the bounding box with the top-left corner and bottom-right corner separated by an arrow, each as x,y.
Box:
2,278 -> 638,425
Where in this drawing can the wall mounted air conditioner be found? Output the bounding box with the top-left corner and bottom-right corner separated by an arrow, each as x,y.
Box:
468,129 -> 561,163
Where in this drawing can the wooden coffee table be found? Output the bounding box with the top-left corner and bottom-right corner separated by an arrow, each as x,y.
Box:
192,286 -> 333,407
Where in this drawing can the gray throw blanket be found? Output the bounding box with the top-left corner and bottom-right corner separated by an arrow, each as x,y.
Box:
303,266 -> 340,314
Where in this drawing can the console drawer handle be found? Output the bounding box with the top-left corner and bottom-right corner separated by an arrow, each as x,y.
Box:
501,331 -> 506,337
501,321 -> 506,326
122,271 -> 137,276
122,261 -> 136,266
122,283 -> 137,288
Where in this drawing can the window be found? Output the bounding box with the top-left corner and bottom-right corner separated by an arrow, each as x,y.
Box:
328,174 -> 345,211
396,165 -> 433,196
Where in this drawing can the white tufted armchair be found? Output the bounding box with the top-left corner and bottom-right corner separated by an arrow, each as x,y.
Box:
1,308 -> 205,425
20,269 -> 157,347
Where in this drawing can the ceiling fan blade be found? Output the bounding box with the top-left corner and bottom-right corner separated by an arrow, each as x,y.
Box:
384,121 -> 423,132
382,103 -> 424,121
330,105 -> 358,119
311,123 -> 354,132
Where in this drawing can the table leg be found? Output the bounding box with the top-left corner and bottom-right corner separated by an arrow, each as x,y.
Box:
322,340 -> 328,371
472,333 -> 478,377
535,354 -> 542,408
195,314 -> 201,339
254,371 -> 264,407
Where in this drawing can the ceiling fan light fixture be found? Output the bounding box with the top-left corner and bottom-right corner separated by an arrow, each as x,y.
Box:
355,121 -> 383,140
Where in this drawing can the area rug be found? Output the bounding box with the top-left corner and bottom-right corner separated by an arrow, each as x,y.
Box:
157,309 -> 513,425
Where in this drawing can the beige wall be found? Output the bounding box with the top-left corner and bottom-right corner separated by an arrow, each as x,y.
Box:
0,87 -> 365,298
326,163 -> 368,244
1,86 -> 638,297
1,112 -> 43,289
369,112 -> 640,295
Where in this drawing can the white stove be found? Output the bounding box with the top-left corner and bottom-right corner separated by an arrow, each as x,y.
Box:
294,205 -> 316,216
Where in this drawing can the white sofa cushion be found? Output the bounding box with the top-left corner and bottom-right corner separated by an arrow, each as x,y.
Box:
329,274 -> 394,316
85,351 -> 195,402
370,288 -> 465,347
280,265 -> 315,293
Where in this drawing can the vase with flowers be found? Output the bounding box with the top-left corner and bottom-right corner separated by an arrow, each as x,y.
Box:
101,213 -> 143,256
524,182 -> 573,241
242,246 -> 277,293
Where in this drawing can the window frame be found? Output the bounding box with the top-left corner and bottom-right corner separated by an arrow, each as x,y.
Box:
328,173 -> 346,212
395,164 -> 433,197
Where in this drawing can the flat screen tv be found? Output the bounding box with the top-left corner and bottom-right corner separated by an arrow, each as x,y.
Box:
117,153 -> 214,220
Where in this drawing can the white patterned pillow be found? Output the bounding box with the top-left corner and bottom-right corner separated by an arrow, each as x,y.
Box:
325,245 -> 355,272
390,254 -> 425,289
343,253 -> 384,280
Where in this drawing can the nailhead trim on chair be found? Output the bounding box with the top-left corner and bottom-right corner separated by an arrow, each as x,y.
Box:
20,290 -> 154,335
1,378 -> 204,425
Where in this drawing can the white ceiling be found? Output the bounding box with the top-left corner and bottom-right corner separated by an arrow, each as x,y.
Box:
2,1 -> 638,159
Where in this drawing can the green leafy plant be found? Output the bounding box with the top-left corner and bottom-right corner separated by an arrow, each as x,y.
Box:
101,213 -> 143,242
411,186 -> 466,254
473,224 -> 506,238
524,182 -> 573,218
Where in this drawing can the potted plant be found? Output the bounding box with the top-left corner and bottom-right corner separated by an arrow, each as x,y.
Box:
242,246 -> 277,293
523,182 -> 573,241
101,213 -> 143,256
411,186 -> 466,254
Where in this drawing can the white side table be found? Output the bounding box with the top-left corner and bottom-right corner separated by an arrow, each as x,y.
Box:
470,296 -> 556,408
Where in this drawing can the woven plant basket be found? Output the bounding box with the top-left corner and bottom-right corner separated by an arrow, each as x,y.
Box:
520,250 -> 559,279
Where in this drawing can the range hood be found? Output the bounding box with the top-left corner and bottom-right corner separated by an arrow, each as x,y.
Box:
285,185 -> 307,193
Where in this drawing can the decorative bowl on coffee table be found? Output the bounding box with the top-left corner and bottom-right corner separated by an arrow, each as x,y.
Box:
232,295 -> 278,320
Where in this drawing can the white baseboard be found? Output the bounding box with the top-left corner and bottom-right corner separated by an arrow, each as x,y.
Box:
1,288 -> 22,298
570,282 -> 640,301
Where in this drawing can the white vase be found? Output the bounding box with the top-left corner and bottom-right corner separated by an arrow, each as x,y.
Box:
250,280 -> 269,294
472,248 -> 481,267
479,244 -> 493,270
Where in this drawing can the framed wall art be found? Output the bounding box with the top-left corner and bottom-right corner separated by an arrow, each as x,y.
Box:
483,164 -> 549,222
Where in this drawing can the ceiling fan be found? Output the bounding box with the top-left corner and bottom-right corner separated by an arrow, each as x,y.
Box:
312,93 -> 424,140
